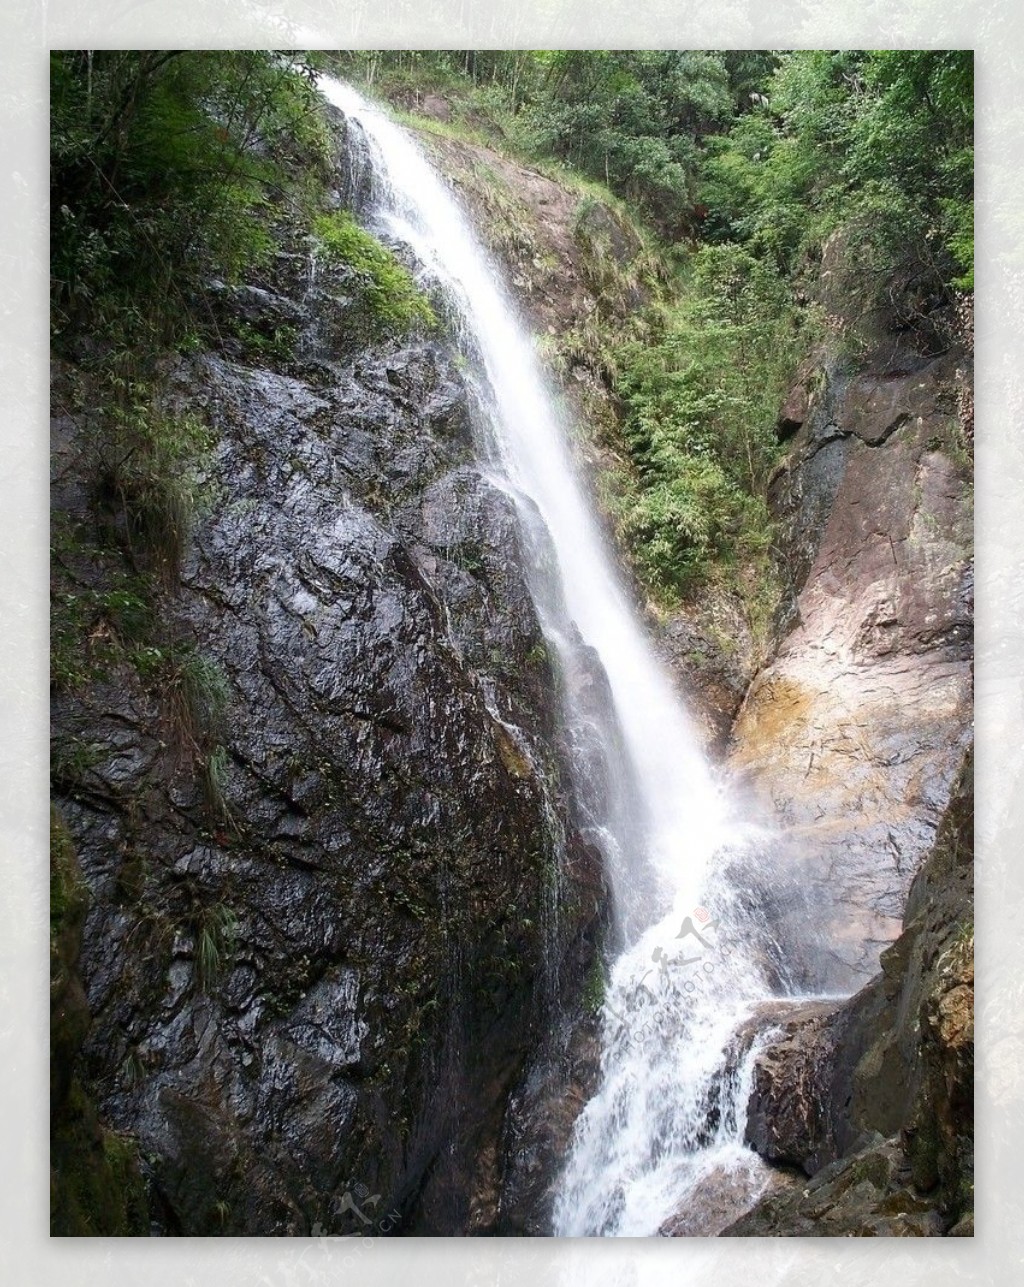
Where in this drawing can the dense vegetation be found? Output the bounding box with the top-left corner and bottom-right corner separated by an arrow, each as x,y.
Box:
338,50 -> 971,289
51,53 -> 332,342
335,50 -> 973,636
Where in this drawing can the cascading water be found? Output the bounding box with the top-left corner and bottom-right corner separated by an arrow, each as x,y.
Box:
318,77 -> 786,1237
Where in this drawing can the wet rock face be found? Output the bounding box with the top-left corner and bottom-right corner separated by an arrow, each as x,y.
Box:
728,752 -> 973,1237
728,346 -> 973,991
741,1001 -> 844,1175
722,1137 -> 947,1237
50,812 -> 149,1236
656,613 -> 750,757
51,291 -> 603,1232
495,1014 -> 602,1234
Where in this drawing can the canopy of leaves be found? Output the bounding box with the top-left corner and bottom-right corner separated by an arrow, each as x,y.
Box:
51,50 -> 334,345
701,51 -> 974,290
611,244 -> 797,600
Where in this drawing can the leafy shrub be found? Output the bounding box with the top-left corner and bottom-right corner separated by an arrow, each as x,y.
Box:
94,389 -> 215,582
616,466 -> 740,597
606,243 -> 799,606
311,211 -> 436,336
51,51 -> 334,343
700,51 -> 973,301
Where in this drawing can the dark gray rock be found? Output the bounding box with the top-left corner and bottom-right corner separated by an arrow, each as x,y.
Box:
721,1137 -> 946,1237
51,269 -> 604,1234
741,1001 -> 844,1174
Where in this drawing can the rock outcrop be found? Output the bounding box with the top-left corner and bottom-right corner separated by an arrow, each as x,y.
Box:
715,231 -> 973,1234
727,335 -> 972,991
50,236 -> 604,1234
723,747 -> 973,1237
50,809 -> 149,1235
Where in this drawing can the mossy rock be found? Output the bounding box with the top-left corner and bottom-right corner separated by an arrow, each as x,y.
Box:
51,1082 -> 149,1236
50,806 -> 88,951
50,807 -> 149,1236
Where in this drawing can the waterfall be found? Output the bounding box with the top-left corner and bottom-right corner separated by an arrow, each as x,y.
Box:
318,77 -> 782,1238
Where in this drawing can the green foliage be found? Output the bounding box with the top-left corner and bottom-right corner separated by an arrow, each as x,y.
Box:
329,49 -> 543,132
192,902 -> 238,991
51,51 -> 333,343
49,540 -> 156,691
701,51 -> 973,299
334,50 -> 763,239
228,318 -> 299,365
94,385 -> 216,582
608,244 -> 800,606
50,807 -> 88,941
311,210 -> 436,335
516,51 -> 734,235
168,649 -> 231,750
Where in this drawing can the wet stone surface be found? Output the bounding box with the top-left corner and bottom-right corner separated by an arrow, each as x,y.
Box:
52,300 -> 604,1233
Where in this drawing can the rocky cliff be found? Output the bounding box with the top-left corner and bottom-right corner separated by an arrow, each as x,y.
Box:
726,305 -> 973,992
50,208 -> 605,1234
717,235 -> 974,1236
723,747 -> 973,1236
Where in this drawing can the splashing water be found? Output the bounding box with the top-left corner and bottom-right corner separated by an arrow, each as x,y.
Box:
318,77 -> 782,1237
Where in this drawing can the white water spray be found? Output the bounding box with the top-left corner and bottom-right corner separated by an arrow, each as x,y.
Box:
319,77 -> 780,1237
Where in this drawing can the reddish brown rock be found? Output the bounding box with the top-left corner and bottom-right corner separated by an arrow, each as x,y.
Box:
728,350 -> 972,992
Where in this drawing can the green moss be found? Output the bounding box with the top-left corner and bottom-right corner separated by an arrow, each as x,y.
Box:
51,1087 -> 150,1236
582,953 -> 607,1016
228,318 -> 299,365
50,807 -> 88,942
525,641 -> 549,668
906,1112 -> 942,1193
50,811 -> 149,1236
312,211 -> 436,336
